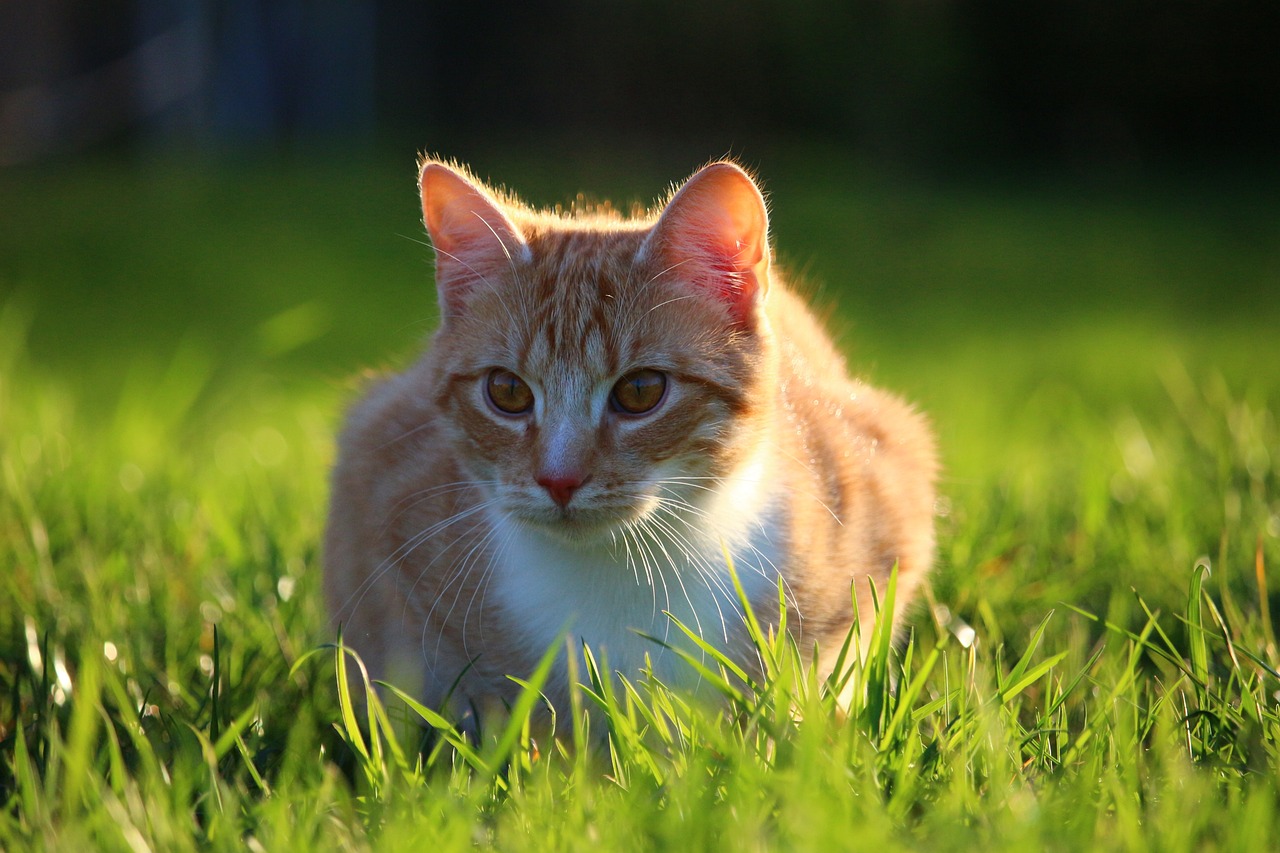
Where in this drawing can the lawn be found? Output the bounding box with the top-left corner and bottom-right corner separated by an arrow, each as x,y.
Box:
2,147 -> 1278,850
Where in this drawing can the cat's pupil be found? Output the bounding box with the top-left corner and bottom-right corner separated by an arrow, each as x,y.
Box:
486,369 -> 534,414
611,369 -> 666,415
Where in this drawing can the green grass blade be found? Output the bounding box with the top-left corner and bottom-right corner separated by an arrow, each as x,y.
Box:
1187,561 -> 1210,687
1000,610 -> 1053,695
879,630 -> 945,751
376,680 -> 488,771
332,640 -> 369,763
644,618 -> 749,703
479,634 -> 562,776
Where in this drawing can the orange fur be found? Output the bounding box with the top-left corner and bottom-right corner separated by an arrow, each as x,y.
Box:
324,159 -> 937,731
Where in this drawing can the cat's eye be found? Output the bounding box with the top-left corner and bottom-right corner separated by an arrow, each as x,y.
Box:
611,369 -> 667,415
486,369 -> 534,415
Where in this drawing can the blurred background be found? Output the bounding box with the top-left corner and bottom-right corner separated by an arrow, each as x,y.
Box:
1,0 -> 1279,670
1,0 -> 1277,452
3,0 -> 1278,168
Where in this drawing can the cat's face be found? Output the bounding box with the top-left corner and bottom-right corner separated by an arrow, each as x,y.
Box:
418,161 -> 774,545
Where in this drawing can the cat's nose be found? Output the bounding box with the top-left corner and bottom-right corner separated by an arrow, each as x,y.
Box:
536,472 -> 589,508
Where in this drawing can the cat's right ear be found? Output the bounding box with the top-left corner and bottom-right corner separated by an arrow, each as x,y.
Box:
419,161 -> 529,319
640,162 -> 771,327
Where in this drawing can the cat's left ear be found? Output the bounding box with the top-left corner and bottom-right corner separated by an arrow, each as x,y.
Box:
419,160 -> 530,319
641,162 -> 771,325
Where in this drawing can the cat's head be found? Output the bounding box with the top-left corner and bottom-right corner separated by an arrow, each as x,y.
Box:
418,159 -> 776,544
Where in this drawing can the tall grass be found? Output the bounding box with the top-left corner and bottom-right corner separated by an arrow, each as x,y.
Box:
2,154 -> 1279,850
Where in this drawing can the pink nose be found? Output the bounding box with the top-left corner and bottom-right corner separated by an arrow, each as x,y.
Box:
536,473 -> 587,508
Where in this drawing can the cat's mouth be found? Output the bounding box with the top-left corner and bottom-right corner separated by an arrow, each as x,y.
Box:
510,500 -> 650,545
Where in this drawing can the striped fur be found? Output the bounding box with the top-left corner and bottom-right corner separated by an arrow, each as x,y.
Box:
324,159 -> 937,730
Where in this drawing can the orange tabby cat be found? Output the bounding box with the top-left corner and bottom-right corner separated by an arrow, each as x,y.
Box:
325,157 -> 936,729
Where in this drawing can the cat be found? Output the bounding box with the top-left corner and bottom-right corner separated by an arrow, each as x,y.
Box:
324,157 -> 937,733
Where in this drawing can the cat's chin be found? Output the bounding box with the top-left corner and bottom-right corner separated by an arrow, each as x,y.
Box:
508,507 -> 638,548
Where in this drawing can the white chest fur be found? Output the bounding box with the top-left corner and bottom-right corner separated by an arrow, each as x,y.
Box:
489,478 -> 783,695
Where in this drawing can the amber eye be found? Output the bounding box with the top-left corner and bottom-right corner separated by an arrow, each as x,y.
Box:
611,369 -> 667,415
486,369 -> 534,414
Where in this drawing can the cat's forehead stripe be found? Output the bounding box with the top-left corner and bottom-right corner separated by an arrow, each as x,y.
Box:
520,251 -> 631,375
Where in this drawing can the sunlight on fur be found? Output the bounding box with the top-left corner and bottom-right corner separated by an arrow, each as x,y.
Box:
324,158 -> 937,735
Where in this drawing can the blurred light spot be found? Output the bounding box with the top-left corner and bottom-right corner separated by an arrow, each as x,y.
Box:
252,427 -> 288,467
1247,446 -> 1271,481
258,301 -> 331,356
1225,491 -> 1242,525
277,575 -> 297,601
199,654 -> 214,676
53,650 -> 72,705
20,434 -> 41,465
1109,472 -> 1136,504
119,462 -> 145,493
103,641 -> 118,662
29,519 -> 49,559
24,616 -> 42,671
200,601 -> 222,623
1268,514 -> 1280,538
1116,415 -> 1155,478
215,431 -> 249,474
50,432 -> 71,468
934,604 -> 977,649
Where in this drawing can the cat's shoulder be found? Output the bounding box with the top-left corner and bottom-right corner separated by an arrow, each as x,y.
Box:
335,366 -> 441,473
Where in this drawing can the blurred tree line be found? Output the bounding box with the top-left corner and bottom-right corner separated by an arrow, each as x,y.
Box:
2,0 -> 1276,169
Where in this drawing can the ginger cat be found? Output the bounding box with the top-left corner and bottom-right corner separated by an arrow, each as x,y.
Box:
325,158 -> 936,731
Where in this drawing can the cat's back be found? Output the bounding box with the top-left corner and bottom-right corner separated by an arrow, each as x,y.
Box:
766,283 -> 937,648
768,283 -> 934,470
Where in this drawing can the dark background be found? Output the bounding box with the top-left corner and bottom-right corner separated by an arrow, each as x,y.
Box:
2,0 -> 1277,421
3,0 -> 1277,171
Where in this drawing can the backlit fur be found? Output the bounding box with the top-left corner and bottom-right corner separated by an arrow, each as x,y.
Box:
324,158 -> 937,730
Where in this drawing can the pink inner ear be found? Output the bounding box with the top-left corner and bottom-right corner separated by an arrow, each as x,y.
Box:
419,162 -> 528,317
646,163 -> 770,324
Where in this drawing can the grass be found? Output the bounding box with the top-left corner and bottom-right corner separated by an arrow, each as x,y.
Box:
2,148 -> 1279,850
